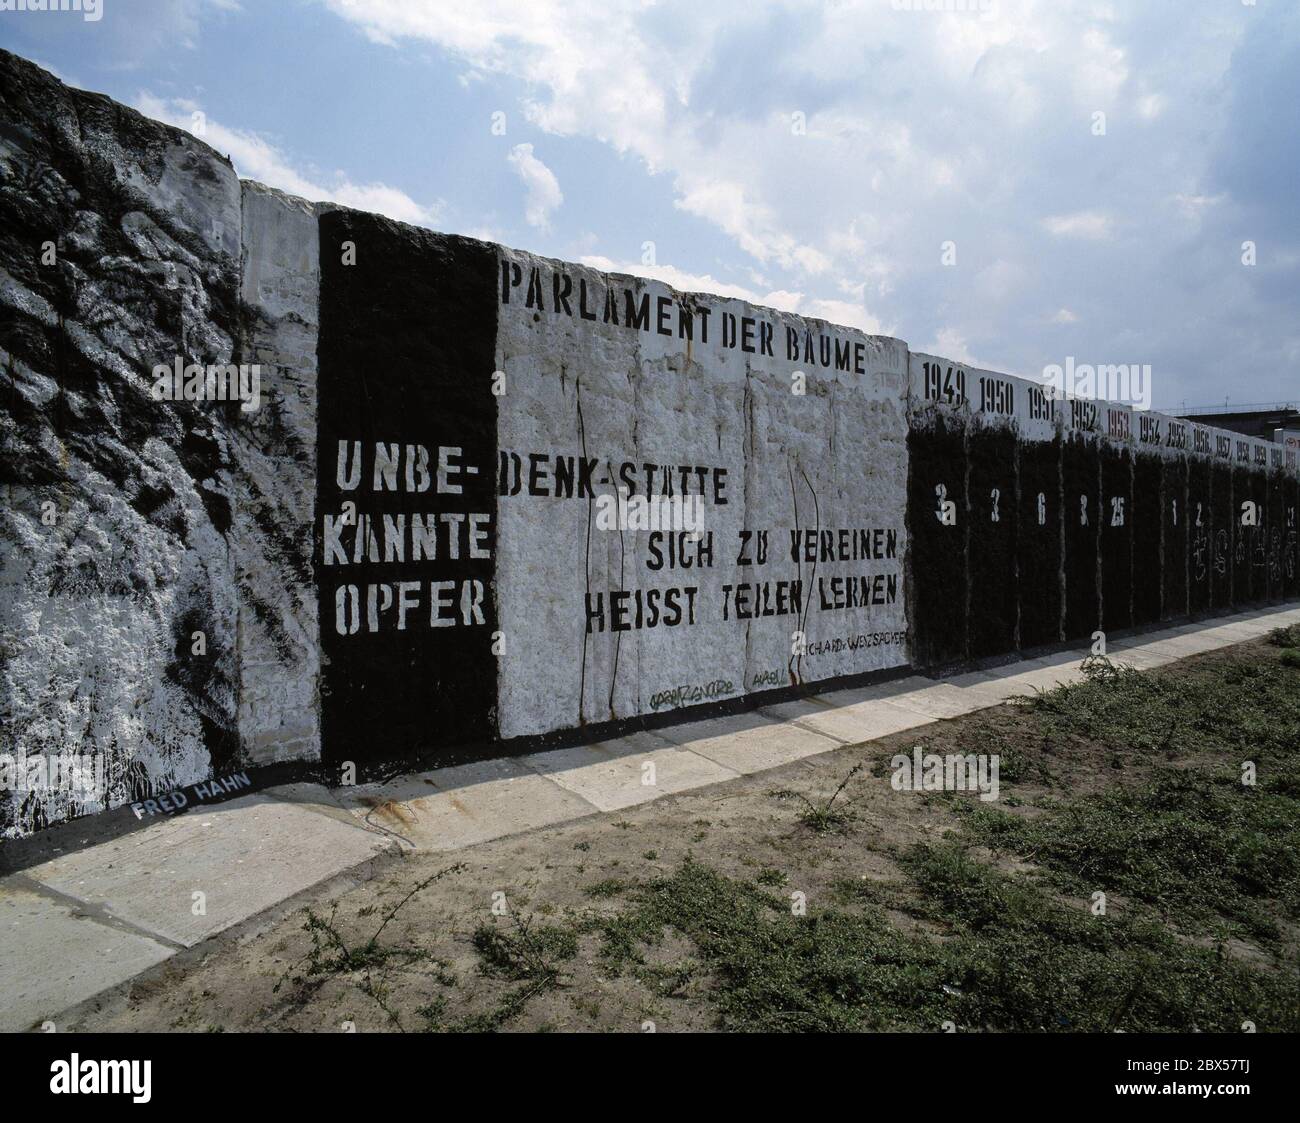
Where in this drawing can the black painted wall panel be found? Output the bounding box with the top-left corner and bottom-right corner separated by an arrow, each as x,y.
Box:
1189,458 -> 1213,618
1211,463 -> 1233,611
1063,434 -> 1101,641
1286,476 -> 1299,601
1101,443 -> 1133,633
1245,468 -> 1269,605
1161,457 -> 1188,620
1232,467 -> 1255,606
316,211 -> 499,775
968,425 -> 1018,658
903,418 -> 1295,673
907,413 -> 968,666
1132,452 -> 1162,626
1267,470 -> 1285,604
1017,437 -> 1062,649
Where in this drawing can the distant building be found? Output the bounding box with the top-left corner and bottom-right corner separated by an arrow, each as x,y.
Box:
1174,402 -> 1300,443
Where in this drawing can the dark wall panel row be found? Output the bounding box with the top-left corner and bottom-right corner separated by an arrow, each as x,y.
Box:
907,413 -> 1298,671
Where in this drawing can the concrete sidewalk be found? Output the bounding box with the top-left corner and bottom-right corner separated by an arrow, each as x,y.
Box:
3,605 -> 1297,1031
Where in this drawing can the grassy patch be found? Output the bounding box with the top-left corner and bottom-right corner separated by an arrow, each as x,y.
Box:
585,877 -> 629,898
1266,624 -> 1300,647
966,767 -> 1300,942
1015,653 -> 1300,768
967,648 -> 1300,943
896,843 -> 1299,1032
575,850 -> 1299,1032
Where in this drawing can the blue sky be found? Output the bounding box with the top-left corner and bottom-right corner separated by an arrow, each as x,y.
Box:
2,0 -> 1296,410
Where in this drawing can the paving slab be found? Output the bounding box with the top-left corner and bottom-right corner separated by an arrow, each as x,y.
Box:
1166,620 -> 1235,637
1102,636 -> 1185,662
339,757 -> 597,851
0,881 -> 174,1032
260,781 -> 366,829
818,675 -> 936,703
1174,618 -> 1260,635
813,674 -> 994,721
1106,644 -> 1179,669
24,790 -> 397,947
656,710 -> 842,774
522,732 -> 739,811
1117,626 -> 1181,646
758,699 -> 849,741
973,657 -> 1088,698
927,669 -> 1016,706
1236,617 -> 1284,632
880,681 -> 998,720
1152,631 -> 1237,655
1188,621 -> 1270,639
1230,607 -> 1295,623
760,696 -> 936,744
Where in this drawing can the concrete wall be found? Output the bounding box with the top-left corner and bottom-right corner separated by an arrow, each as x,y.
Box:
2,51 -> 1298,836
491,249 -> 911,741
236,183 -> 322,767
1,51 -> 244,835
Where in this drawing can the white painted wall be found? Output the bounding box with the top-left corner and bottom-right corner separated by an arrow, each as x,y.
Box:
494,250 -> 910,738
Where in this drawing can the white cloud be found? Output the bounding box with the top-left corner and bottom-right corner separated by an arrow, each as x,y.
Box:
306,0 -> 1281,402
575,256 -> 892,334
1041,211 -> 1113,240
974,259 -> 1026,302
463,224 -> 510,244
577,256 -> 784,306
1051,308 -> 1079,324
507,143 -> 563,230
673,177 -> 830,274
1137,92 -> 1166,120
920,327 -> 990,369
134,94 -> 439,226
799,298 -> 892,337
1171,192 -> 1225,219
320,0 -> 832,276
82,0 -> 242,68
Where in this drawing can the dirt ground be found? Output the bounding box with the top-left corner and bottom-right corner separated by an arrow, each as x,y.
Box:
58,636 -> 1300,1033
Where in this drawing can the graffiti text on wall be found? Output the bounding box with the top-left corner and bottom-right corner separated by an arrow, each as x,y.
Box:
323,439 -> 493,634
